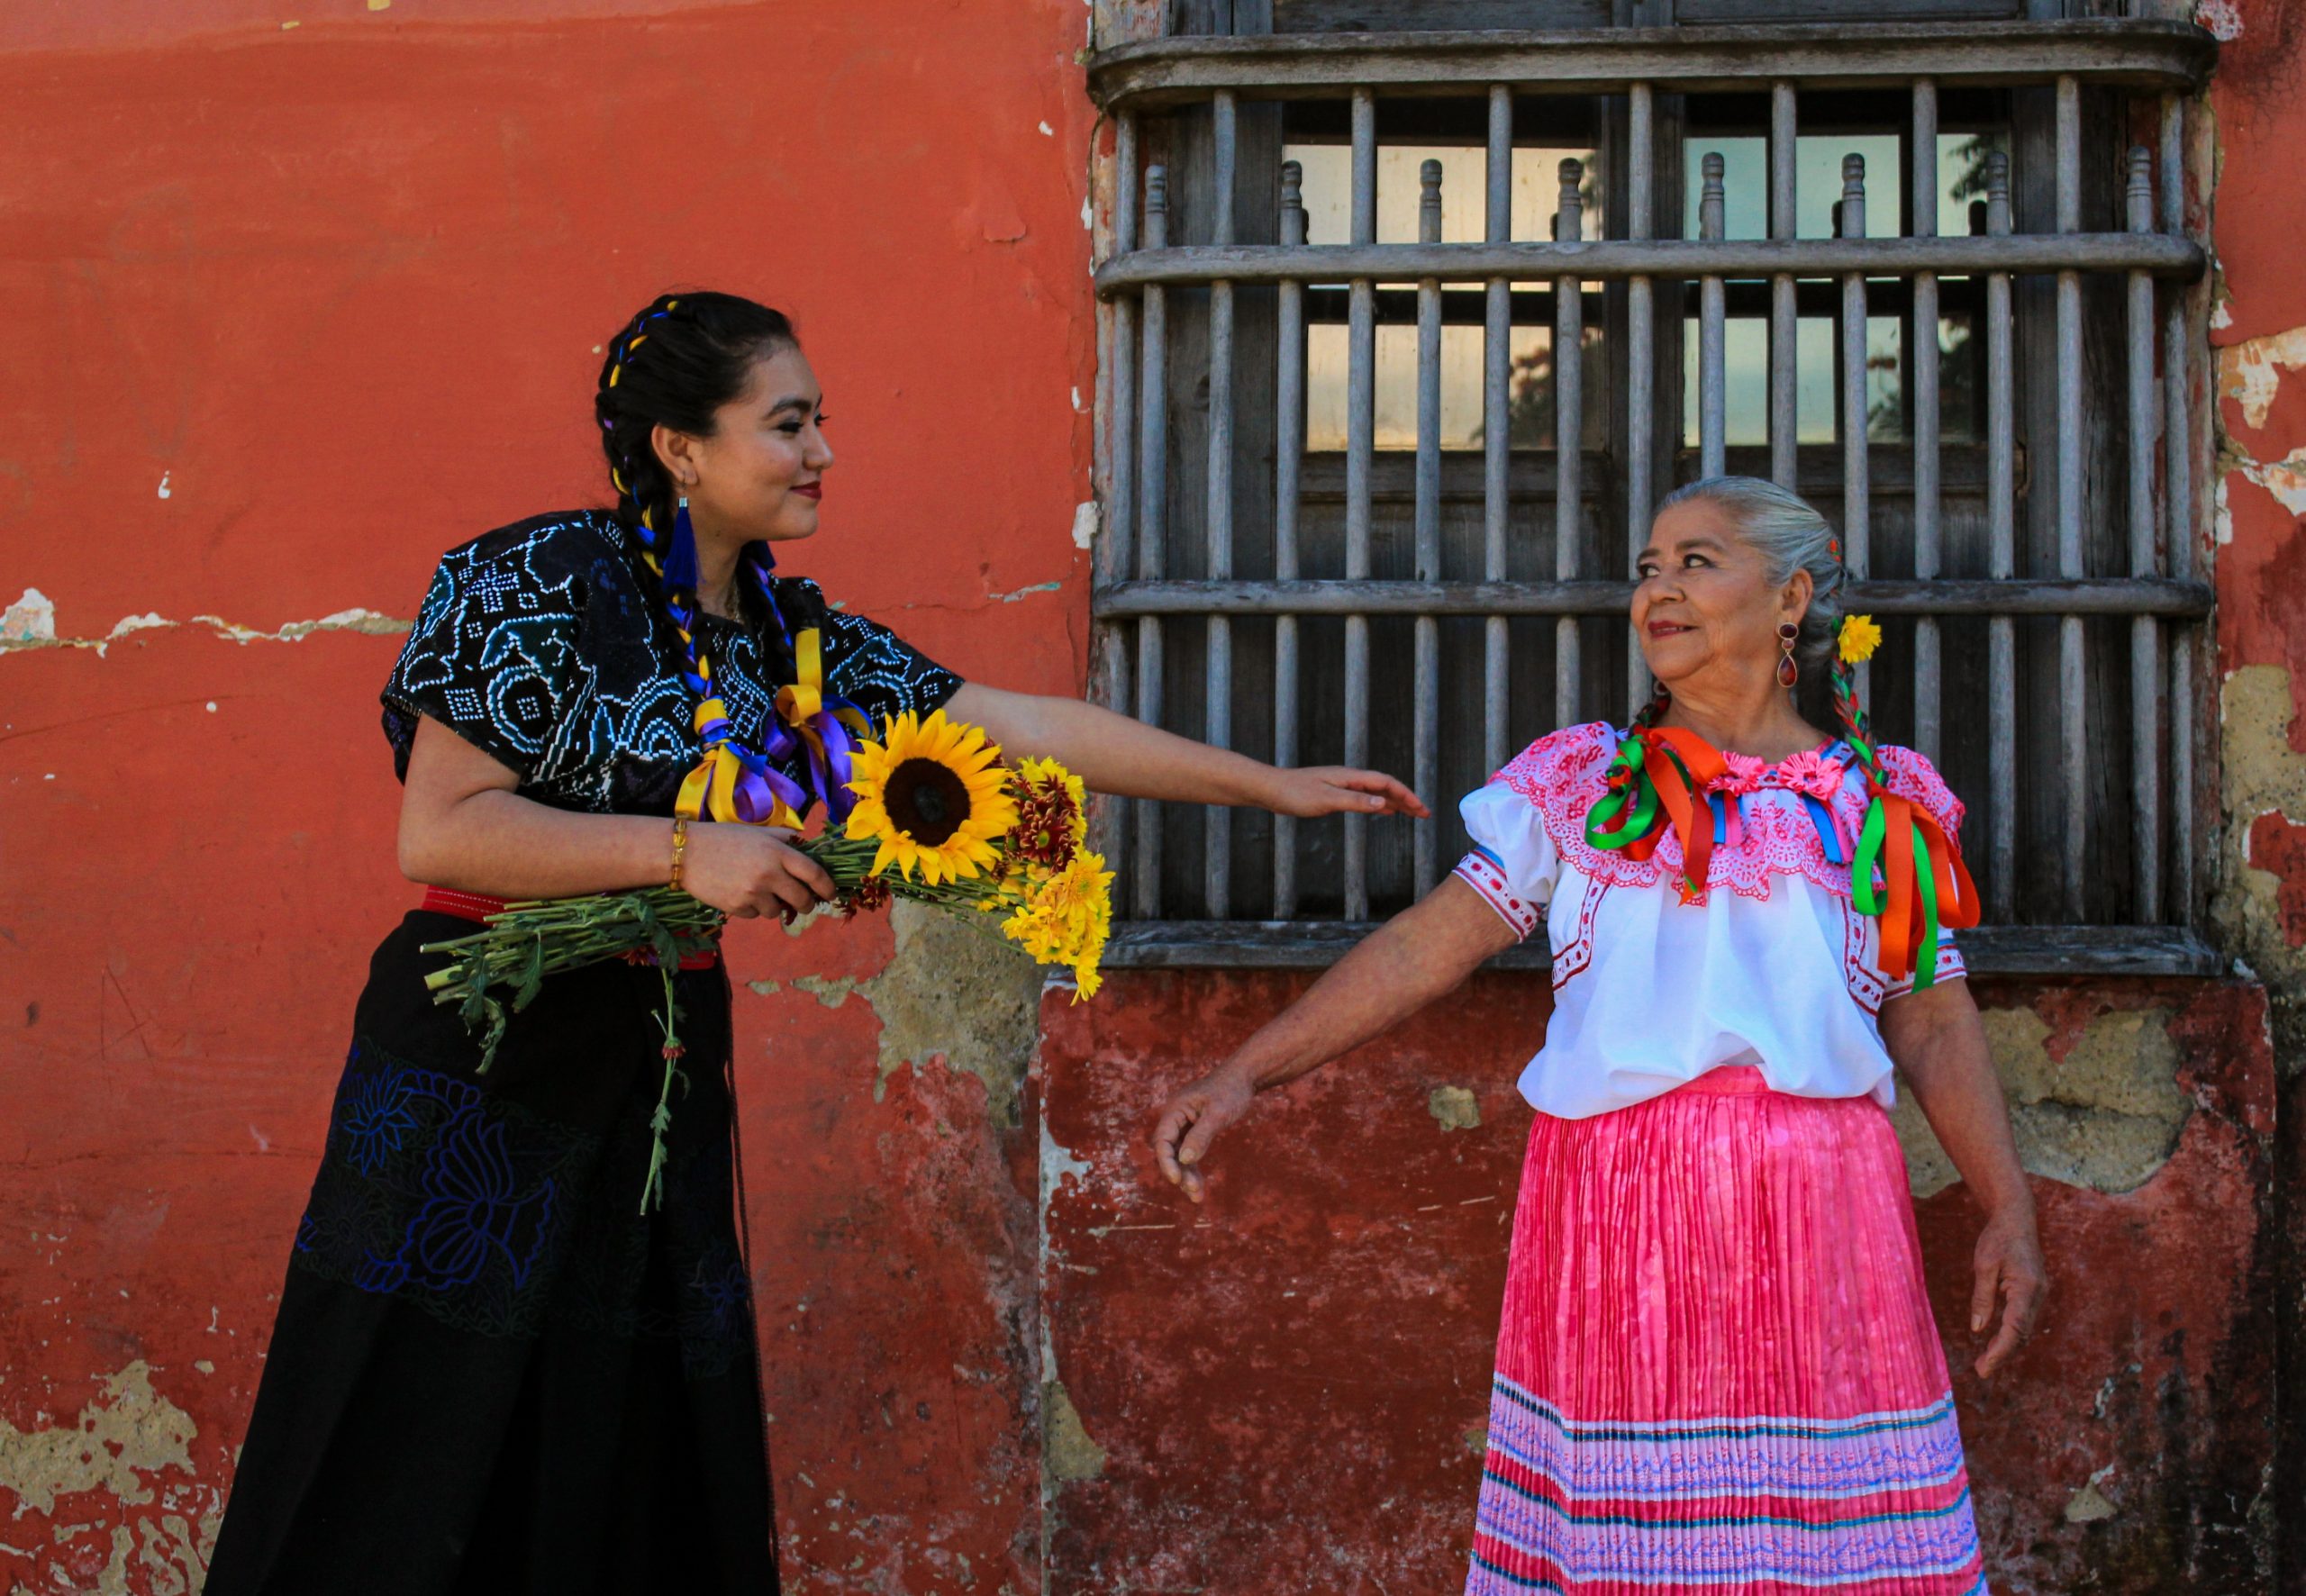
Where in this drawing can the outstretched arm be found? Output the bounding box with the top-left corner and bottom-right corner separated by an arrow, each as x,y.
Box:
1149,877 -> 1519,1202
1879,978 -> 2047,1378
948,682 -> 1429,820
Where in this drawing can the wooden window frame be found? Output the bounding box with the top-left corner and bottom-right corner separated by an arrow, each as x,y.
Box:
1085,16 -> 2221,976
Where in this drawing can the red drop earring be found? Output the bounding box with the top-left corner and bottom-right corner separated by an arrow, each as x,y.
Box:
1776,622 -> 1801,689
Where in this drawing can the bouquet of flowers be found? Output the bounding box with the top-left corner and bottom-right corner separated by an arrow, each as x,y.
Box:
420,710 -> 1113,1209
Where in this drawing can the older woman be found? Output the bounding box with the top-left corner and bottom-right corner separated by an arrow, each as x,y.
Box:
1152,476 -> 2046,1595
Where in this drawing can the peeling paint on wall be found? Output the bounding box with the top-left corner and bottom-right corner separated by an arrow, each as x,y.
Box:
860,901 -> 1044,1127
2219,326 -> 2306,431
2220,665 -> 2306,1000
0,1362 -> 221,1596
1427,1085 -> 1481,1131
0,590 -> 410,658
0,1364 -> 196,1517
1892,1005 -> 2193,1197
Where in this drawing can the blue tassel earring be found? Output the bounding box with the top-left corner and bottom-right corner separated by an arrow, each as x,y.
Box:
664,494 -> 701,594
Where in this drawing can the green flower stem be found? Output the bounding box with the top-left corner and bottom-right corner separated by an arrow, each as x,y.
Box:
415,830 -> 1024,1208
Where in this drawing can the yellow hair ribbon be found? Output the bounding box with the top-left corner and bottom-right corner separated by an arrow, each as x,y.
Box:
776,629 -> 825,725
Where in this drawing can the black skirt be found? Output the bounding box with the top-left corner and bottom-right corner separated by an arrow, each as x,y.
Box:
204,911 -> 778,1595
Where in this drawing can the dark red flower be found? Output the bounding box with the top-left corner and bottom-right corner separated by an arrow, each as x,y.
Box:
841,876 -> 894,919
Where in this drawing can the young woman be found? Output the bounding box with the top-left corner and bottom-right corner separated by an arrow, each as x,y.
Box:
1153,476 -> 2047,1596
204,290 -> 1424,1594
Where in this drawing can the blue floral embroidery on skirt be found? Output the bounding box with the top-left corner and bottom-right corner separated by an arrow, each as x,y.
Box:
294,1040 -> 595,1338
291,1031 -> 758,1379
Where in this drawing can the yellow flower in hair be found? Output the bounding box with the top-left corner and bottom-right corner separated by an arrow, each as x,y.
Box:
844,711 -> 1018,885
1838,613 -> 1884,666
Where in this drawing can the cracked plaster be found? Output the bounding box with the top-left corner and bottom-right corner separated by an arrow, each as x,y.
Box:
0,588 -> 409,658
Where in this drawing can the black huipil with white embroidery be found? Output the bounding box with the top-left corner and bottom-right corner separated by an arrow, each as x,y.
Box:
205,511 -> 962,1596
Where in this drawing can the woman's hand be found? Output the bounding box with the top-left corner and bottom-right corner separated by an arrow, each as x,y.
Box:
1150,1064 -> 1258,1204
680,821 -> 836,919
1263,765 -> 1430,820
1969,1197 -> 2047,1379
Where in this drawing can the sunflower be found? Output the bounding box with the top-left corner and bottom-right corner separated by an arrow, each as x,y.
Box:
845,711 -> 1019,884
1838,612 -> 1884,666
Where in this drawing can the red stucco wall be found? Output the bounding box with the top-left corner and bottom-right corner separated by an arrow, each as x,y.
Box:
1041,975 -> 2278,1594
0,4 -> 1093,1590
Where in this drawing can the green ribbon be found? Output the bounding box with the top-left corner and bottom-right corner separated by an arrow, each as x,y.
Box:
1911,827 -> 1942,988
1584,743 -> 1659,852
1851,797 -> 1889,916
1849,793 -> 1950,992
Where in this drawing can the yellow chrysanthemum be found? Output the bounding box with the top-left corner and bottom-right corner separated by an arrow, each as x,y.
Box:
1001,849 -> 1113,1002
1838,613 -> 1884,666
844,711 -> 1018,885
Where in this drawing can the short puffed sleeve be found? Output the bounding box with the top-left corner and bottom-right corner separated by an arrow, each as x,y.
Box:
780,579 -> 965,734
380,517 -> 608,783
1452,781 -> 1561,942
1870,744 -> 1972,996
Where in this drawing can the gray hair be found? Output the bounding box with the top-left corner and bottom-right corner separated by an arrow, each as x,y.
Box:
1655,475 -> 1847,682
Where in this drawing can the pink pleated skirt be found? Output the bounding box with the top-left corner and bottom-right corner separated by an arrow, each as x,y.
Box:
1466,1066 -> 1986,1596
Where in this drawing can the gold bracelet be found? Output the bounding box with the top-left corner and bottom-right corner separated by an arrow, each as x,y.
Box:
668,816 -> 690,893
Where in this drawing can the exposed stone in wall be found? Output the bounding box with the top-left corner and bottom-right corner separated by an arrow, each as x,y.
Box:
1892,1004 -> 2193,1198
1427,1085 -> 1482,1131
860,901 -> 1045,1129
2221,666 -> 2306,1013
0,1362 -> 220,1595
1041,1381 -> 1107,1483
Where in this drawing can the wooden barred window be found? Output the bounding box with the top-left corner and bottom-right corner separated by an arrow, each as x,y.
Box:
1085,4 -> 2219,975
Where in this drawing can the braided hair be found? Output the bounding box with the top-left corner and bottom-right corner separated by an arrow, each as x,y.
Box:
593,291 -> 822,825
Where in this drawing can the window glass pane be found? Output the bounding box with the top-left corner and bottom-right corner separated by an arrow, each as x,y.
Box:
1681,318 -> 1771,447
1795,132 -> 1902,238
1507,323 -> 1607,449
1798,318 -> 1836,442
1683,135 -> 1768,240
1866,314 -> 1903,442
1304,316 -> 1603,451
1291,141 -> 1602,452
1289,142 -> 1600,246
1940,130 -> 2007,238
1937,308 -> 1978,443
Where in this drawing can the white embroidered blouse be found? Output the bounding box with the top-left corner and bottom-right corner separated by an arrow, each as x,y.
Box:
1451,721 -> 1968,1120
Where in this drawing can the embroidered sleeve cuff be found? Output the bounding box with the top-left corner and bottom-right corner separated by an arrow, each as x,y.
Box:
1886,939 -> 1967,999
1453,846 -> 1541,942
